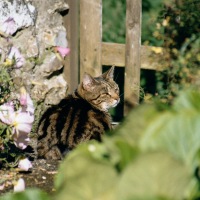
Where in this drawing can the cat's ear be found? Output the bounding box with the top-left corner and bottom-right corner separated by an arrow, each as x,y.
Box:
102,66 -> 115,80
82,73 -> 97,91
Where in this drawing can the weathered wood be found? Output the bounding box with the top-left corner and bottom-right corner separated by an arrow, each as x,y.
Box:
102,42 -> 125,67
80,0 -> 102,79
102,42 -> 168,71
140,46 -> 168,71
63,0 -> 79,93
124,0 -> 141,114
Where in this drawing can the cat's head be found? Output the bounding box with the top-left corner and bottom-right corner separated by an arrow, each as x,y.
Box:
78,66 -> 120,111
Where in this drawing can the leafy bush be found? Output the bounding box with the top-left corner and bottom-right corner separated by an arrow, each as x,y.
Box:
152,0 -> 200,102
3,90 -> 200,199
0,189 -> 49,200
0,23 -> 35,168
54,90 -> 200,200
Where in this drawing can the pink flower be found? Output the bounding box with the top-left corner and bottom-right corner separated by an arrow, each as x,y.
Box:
8,46 -> 25,68
25,94 -> 34,115
55,46 -> 70,58
18,158 -> 32,171
13,112 -> 34,133
12,112 -> 34,149
0,106 -> 34,132
0,90 -> 34,149
13,131 -> 30,150
19,87 -> 27,106
0,103 -> 34,149
0,184 -> 5,191
14,178 -> 25,192
1,17 -> 17,35
19,87 -> 34,115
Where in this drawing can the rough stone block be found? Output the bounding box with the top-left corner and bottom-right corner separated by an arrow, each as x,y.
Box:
0,0 -> 36,35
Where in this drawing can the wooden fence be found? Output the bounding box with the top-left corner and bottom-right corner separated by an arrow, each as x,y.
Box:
64,0 -> 168,115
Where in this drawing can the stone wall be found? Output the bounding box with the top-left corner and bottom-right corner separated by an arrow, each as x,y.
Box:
0,0 -> 69,131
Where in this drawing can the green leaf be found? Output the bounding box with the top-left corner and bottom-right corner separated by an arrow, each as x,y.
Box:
140,91 -> 200,168
55,143 -> 118,200
53,90 -> 200,199
103,136 -> 139,171
173,90 -> 200,111
0,189 -> 50,200
116,151 -> 193,200
104,104 -> 167,170
108,104 -> 160,147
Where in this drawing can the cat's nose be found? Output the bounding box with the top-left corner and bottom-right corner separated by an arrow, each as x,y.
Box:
112,93 -> 120,101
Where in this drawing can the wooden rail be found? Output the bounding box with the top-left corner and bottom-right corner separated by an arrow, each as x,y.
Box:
101,42 -> 167,71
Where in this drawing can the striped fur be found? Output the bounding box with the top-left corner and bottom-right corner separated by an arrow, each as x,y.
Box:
37,67 -> 120,159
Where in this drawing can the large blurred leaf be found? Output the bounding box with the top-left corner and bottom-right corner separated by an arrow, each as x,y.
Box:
107,104 -> 161,147
140,91 -> 200,167
104,104 -> 168,170
53,90 -> 200,199
117,151 -> 193,200
0,189 -> 49,200
173,90 -> 200,111
103,134 -> 139,171
55,143 -> 118,200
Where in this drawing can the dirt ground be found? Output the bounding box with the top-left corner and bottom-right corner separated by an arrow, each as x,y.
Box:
0,159 -> 60,196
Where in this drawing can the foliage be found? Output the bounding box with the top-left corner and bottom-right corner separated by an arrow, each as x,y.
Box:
0,23 -> 35,168
150,0 -> 200,102
0,67 -> 34,168
0,66 -> 15,167
142,0 -> 165,46
102,0 -> 126,43
53,89 -> 200,200
2,89 -> 200,199
102,0 -> 163,45
0,189 -> 49,200
0,67 -> 19,167
0,67 -> 13,104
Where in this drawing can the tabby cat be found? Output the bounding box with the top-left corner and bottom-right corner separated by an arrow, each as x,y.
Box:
37,66 -> 120,159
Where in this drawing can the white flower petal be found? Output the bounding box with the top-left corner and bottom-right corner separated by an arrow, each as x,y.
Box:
18,158 -> 32,171
13,131 -> 30,150
16,123 -> 32,134
15,112 -> 34,125
25,94 -> 35,115
0,184 -> 5,191
14,178 -> 25,192
8,47 -> 25,68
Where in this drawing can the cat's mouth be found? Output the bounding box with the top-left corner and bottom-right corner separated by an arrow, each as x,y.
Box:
100,99 -> 119,111
112,99 -> 120,108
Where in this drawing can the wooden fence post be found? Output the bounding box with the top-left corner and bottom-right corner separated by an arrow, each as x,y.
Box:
124,0 -> 141,115
64,0 -> 79,93
80,0 -> 102,79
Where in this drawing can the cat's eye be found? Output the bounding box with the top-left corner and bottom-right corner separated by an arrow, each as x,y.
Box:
102,87 -> 108,93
